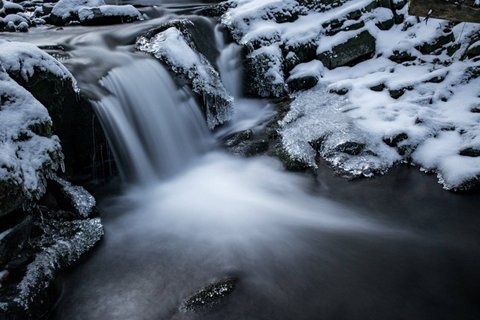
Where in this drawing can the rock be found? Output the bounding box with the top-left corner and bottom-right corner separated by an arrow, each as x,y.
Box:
78,5 -> 142,26
180,277 -> 238,313
0,216 -> 33,266
46,176 -> 96,218
136,22 -> 234,129
224,129 -> 253,148
389,88 -> 405,99
334,141 -> 365,156
388,50 -> 416,63
245,44 -> 287,97
383,133 -> 409,148
196,1 -> 236,17
49,0 -> 105,25
1,42 -> 114,182
369,83 -> 385,92
459,148 -> 480,157
415,32 -> 455,55
466,42 -> 480,59
287,74 -> 318,92
317,30 -> 376,69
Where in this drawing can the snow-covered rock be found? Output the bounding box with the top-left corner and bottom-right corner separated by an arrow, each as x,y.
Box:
137,21 -> 234,129
0,68 -> 63,214
221,0 -> 480,190
49,0 -> 141,25
78,5 -> 142,26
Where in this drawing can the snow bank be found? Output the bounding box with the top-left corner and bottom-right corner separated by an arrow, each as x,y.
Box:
222,0 -> 480,190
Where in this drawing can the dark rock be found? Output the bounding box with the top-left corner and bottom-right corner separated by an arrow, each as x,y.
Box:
287,74 -> 318,91
0,216 -> 33,266
370,83 -> 385,91
275,148 -> 308,171
181,277 -> 238,312
224,129 -> 253,147
389,88 -> 405,99
415,32 -> 455,55
7,66 -> 115,183
466,43 -> 480,59
317,30 -> 376,69
389,50 -> 417,63
460,148 -> 480,157
329,87 -> 349,95
196,1 -> 235,17
334,141 -> 365,155
244,139 -> 269,157
383,133 -> 409,147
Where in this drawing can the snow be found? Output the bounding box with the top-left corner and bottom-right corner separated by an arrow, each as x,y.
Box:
223,0 -> 480,190
0,69 -> 63,198
137,25 -> 234,129
288,60 -> 325,80
51,0 -> 105,20
77,4 -> 141,22
0,40 -> 78,90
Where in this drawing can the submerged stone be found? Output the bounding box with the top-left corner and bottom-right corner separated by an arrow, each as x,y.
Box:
180,277 -> 238,313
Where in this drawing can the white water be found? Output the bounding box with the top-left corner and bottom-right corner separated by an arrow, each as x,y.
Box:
90,39 -> 389,254
95,59 -> 212,183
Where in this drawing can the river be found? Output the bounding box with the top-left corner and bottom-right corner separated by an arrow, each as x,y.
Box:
3,1 -> 480,319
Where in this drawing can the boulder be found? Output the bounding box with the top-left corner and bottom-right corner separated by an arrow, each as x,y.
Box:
317,30 -> 376,69
78,5 -> 142,26
137,22 -> 234,129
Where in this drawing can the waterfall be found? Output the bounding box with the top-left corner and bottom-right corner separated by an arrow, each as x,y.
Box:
214,25 -> 243,98
94,58 -> 212,183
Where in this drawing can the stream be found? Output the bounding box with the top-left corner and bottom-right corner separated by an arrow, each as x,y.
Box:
4,1 -> 480,319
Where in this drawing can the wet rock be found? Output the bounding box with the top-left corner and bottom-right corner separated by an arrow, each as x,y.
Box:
0,216 -> 33,266
180,277 -> 238,313
224,129 -> 253,148
317,30 -> 376,69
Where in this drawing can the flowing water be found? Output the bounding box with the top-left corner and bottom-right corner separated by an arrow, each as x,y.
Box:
3,2 -> 480,320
